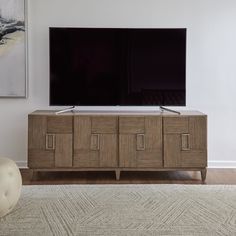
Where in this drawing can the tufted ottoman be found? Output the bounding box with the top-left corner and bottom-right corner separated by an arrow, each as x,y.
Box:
0,157 -> 22,218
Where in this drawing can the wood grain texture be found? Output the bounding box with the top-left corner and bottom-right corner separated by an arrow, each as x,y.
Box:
119,116 -> 163,168
28,149 -> 54,168
55,134 -> 73,167
28,111 -> 207,181
28,115 -> 55,168
73,150 -> 99,167
119,134 -> 137,167
47,116 -> 73,133
181,151 -> 207,167
189,116 -> 207,150
164,133 -> 207,168
164,134 -> 181,168
164,116 -> 207,168
145,116 -> 162,150
74,116 -> 91,150
119,117 -> 145,134
137,150 -> 162,167
91,116 -> 117,134
99,134 -> 118,167
74,116 -> 118,168
163,117 -> 189,134
28,115 -> 47,150
90,134 -> 100,150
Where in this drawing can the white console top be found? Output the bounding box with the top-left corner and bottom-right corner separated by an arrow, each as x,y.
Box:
30,110 -> 206,116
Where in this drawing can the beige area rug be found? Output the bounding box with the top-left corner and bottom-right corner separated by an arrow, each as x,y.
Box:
0,185 -> 236,236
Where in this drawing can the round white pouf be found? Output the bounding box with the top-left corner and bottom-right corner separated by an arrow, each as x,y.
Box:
0,157 -> 22,218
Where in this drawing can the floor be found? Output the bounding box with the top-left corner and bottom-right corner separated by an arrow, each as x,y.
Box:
21,168 -> 236,185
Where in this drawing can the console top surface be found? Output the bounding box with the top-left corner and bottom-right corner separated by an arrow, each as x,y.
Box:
30,110 -> 206,117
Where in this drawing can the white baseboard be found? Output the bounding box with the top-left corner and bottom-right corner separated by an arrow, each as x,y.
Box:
208,161 -> 236,168
16,161 -> 28,168
16,161 -> 236,169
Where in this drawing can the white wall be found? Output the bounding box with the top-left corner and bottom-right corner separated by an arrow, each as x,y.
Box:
0,0 -> 236,167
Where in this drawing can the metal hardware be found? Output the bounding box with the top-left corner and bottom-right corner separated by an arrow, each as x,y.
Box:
181,133 -> 190,150
137,134 -> 145,151
46,134 -> 55,150
91,134 -> 100,150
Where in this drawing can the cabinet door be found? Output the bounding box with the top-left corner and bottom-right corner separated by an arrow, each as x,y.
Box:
55,134 -> 73,167
73,116 -> 118,167
119,116 -> 163,168
28,115 -> 54,168
28,115 -> 73,168
164,116 -> 207,168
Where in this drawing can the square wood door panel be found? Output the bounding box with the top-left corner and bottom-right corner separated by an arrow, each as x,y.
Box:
119,116 -> 163,168
28,115 -> 73,168
73,116 -> 118,167
163,116 -> 207,168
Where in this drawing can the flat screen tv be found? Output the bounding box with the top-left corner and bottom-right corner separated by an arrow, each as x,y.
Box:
50,28 -> 186,106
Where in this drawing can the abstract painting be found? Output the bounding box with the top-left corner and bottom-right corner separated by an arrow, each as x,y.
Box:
0,0 -> 26,97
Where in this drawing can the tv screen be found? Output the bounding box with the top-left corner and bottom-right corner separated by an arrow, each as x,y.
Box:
50,28 -> 186,106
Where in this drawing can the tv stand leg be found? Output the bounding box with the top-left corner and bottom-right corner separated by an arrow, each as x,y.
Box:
30,170 -> 38,181
201,169 -> 207,182
160,106 -> 181,115
29,169 -> 34,180
55,106 -> 76,115
115,170 -> 120,180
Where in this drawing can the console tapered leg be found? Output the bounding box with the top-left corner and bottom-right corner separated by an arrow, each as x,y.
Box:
30,170 -> 38,181
201,169 -> 207,182
115,170 -> 121,180
29,169 -> 34,181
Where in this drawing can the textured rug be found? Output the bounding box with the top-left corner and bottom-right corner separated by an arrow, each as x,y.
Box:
0,185 -> 236,236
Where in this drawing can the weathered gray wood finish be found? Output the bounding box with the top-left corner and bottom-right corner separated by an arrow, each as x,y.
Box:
73,116 -> 118,168
119,116 -> 163,168
28,111 -> 207,181
163,116 -> 207,168
28,114 -> 73,169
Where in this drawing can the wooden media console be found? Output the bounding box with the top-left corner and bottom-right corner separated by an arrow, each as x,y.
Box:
28,110 -> 207,181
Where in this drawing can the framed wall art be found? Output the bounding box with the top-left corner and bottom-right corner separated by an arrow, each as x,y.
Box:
0,0 -> 27,97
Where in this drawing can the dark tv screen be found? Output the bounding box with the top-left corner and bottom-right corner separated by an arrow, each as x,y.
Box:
50,28 -> 186,106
